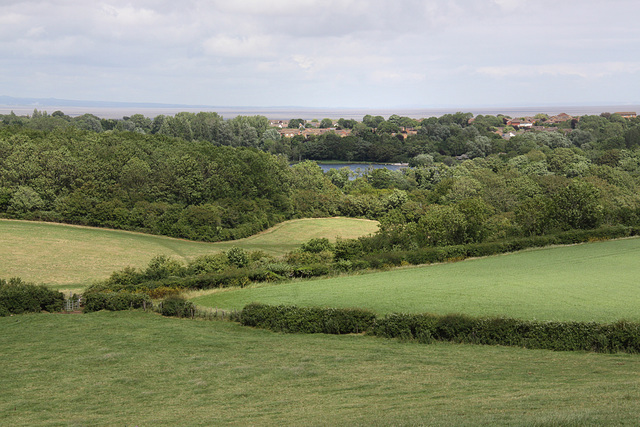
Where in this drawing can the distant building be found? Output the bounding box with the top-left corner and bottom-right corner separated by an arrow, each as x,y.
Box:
615,112 -> 637,119
549,113 -> 573,123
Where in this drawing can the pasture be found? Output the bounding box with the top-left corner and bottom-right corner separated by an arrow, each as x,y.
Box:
0,218 -> 378,288
194,237 -> 640,323
2,311 -> 639,426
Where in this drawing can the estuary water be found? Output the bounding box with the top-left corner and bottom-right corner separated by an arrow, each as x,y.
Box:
2,104 -> 639,120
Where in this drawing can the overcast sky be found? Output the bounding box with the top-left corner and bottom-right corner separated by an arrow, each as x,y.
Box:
2,0 -> 639,108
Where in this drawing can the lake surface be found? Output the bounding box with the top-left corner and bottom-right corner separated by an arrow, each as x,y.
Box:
316,163 -> 409,174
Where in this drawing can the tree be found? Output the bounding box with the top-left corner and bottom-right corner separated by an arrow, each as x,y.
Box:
9,186 -> 43,213
362,115 -> 385,128
514,195 -> 553,235
337,118 -> 357,129
416,204 -> 467,246
319,118 -> 333,128
551,180 -> 603,230
288,118 -> 304,128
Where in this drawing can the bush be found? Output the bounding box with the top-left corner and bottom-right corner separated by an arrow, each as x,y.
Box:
300,238 -> 334,253
372,312 -> 640,353
226,247 -> 249,268
83,292 -> 151,313
239,303 -> 640,354
159,295 -> 194,318
241,303 -> 376,334
0,278 -> 64,314
291,264 -> 330,278
187,253 -> 228,275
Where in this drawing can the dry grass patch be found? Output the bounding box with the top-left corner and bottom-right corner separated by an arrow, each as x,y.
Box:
0,218 -> 378,287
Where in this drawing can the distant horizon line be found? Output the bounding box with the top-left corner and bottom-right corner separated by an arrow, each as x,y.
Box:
0,95 -> 638,120
1,94 -> 639,110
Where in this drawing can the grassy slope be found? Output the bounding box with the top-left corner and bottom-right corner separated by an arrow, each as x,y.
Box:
194,237 -> 640,323
0,218 -> 378,288
2,311 -> 639,426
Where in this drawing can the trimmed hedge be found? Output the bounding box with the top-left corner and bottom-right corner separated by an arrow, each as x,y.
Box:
373,313 -> 640,353
240,303 -> 640,354
0,278 -> 64,315
240,303 -> 376,334
83,292 -> 151,313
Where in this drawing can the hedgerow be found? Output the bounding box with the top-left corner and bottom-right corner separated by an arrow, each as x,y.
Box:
240,303 -> 376,334
83,292 -> 151,313
0,278 -> 64,315
240,303 -> 640,354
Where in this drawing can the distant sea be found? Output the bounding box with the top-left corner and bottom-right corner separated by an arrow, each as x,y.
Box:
1,103 -> 639,120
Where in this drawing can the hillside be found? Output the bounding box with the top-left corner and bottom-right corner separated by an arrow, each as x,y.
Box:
0,218 -> 378,287
194,237 -> 640,323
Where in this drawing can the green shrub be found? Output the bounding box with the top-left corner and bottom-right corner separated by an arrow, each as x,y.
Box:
83,292 -> 151,313
144,255 -> 187,280
332,259 -> 353,272
187,253 -> 228,275
240,303 -> 640,354
241,303 -> 376,334
263,262 -> 293,278
291,264 -> 330,278
226,247 -> 249,268
373,312 -> 640,353
159,295 -> 194,318
0,278 -> 64,314
300,238 -> 334,253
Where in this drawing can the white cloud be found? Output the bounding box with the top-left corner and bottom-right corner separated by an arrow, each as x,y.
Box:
477,62 -> 640,79
1,0 -> 640,107
491,0 -> 525,11
203,35 -> 277,58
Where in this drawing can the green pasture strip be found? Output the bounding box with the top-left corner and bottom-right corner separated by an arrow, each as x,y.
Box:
194,237 -> 640,323
0,218 -> 378,287
1,312 -> 639,426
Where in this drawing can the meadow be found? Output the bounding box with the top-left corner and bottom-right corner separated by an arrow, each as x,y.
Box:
0,217 -> 378,288
2,311 -> 640,426
193,237 -> 640,323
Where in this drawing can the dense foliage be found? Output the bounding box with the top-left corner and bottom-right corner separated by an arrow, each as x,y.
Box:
2,109 -> 640,248
0,126 -> 294,240
241,303 -> 376,334
240,303 -> 640,354
0,277 -> 64,315
83,292 -> 151,313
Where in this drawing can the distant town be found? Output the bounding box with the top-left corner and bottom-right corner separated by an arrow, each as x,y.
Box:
271,111 -> 638,140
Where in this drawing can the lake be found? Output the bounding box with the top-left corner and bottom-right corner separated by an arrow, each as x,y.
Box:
316,163 -> 409,175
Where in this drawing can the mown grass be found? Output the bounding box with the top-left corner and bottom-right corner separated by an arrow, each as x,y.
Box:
1,311 -> 640,426
0,218 -> 378,288
194,237 -> 640,323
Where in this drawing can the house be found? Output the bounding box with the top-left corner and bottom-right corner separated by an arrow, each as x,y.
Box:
549,113 -> 573,123
506,119 -> 533,129
615,112 -> 637,119
279,128 -> 302,138
269,120 -> 288,128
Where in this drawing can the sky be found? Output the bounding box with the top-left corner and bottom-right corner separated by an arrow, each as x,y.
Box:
1,0 -> 640,108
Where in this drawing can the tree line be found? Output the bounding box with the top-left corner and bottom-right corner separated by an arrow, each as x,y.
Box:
1,110 -> 640,246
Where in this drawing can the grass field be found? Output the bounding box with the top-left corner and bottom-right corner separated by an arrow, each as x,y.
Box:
2,311 -> 640,426
0,218 -> 378,288
194,237 -> 640,323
